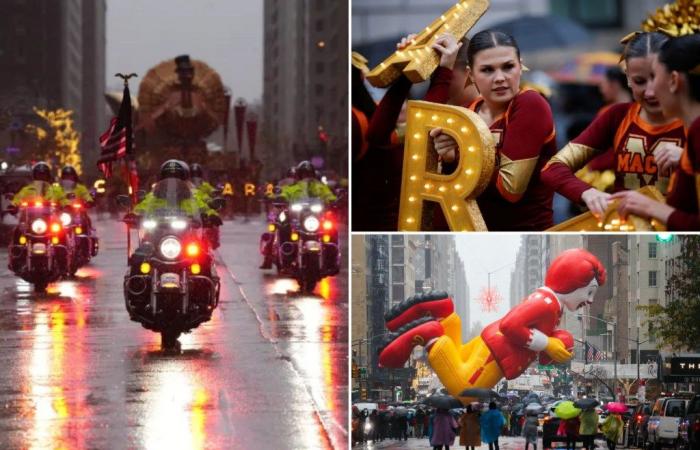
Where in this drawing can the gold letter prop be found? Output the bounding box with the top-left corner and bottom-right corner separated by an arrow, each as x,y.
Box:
366,0 -> 490,88
547,186 -> 667,232
398,101 -> 495,231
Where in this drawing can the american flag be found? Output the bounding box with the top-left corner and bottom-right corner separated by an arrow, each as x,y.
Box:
97,83 -> 133,178
585,341 -> 605,363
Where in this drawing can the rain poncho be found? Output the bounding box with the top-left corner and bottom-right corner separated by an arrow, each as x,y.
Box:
12,181 -> 65,206
579,409 -> 599,436
601,414 -> 623,442
480,409 -> 505,444
522,416 -> 539,443
191,181 -> 219,217
280,180 -> 336,203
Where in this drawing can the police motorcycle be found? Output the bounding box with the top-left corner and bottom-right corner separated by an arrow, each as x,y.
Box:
59,190 -> 98,276
7,181 -> 70,293
279,197 -> 340,293
260,195 -> 291,273
121,178 -> 221,349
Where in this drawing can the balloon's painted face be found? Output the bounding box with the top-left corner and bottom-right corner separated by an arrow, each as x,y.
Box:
558,279 -> 599,312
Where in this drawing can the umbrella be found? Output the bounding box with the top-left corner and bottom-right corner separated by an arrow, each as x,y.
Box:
459,388 -> 503,401
394,406 -> 409,417
574,398 -> 600,410
525,402 -> 544,414
487,15 -> 590,53
522,393 -> 541,404
605,402 -> 628,414
550,52 -> 621,85
554,401 -> 582,420
423,395 -> 463,410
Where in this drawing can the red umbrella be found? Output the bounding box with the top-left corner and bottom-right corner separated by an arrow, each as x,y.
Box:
605,402 -> 627,414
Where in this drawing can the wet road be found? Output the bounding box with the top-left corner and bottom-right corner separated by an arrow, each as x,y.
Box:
0,215 -> 348,449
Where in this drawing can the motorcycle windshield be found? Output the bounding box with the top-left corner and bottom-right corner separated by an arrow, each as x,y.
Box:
145,178 -> 200,220
60,180 -> 77,192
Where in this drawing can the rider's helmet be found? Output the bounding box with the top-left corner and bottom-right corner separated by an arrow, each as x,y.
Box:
159,159 -> 190,181
31,162 -> 52,183
295,161 -> 315,180
190,163 -> 204,180
60,165 -> 79,183
286,167 -> 297,179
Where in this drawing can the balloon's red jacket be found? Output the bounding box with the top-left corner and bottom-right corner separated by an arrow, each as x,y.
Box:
481,287 -> 572,379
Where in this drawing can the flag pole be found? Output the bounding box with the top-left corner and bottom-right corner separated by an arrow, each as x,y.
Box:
115,72 -> 137,259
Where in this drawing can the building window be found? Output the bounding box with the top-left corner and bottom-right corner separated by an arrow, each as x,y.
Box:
392,284 -> 404,302
316,62 -> 325,74
392,247 -> 404,261
648,242 -> 657,259
392,236 -> 404,246
316,19 -> 324,31
315,84 -> 324,95
392,266 -> 404,283
648,271 -> 657,287
648,299 -> 657,343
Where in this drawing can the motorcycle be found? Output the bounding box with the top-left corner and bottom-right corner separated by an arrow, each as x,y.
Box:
60,194 -> 99,275
260,198 -> 290,273
122,178 -> 221,349
7,184 -> 70,293
278,198 -> 340,293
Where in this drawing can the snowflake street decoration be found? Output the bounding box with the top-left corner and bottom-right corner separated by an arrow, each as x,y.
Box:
478,286 -> 502,312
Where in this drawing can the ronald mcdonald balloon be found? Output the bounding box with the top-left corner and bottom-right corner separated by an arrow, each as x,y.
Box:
378,248 -> 606,402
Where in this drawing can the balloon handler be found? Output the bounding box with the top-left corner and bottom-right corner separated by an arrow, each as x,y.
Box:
378,249 -> 606,402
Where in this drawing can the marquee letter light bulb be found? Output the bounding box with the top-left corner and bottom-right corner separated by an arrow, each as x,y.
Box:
398,100 -> 495,231
547,185 -> 665,232
366,0 -> 490,87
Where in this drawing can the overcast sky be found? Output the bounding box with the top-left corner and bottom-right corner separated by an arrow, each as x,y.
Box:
106,0 -> 263,101
456,234 -> 522,331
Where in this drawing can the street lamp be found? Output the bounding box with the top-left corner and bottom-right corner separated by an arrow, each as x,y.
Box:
578,313 -> 618,400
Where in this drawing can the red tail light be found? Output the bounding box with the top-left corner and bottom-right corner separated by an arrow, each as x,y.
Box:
186,242 -> 200,257
692,421 -> 700,432
637,415 -> 642,422
50,223 -> 61,233
322,220 -> 333,231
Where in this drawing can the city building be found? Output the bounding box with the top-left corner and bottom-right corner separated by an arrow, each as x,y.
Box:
0,0 -> 106,176
263,0 -> 348,177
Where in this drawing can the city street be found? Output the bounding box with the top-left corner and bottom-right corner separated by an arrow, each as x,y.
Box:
353,435 -> 629,450
0,216 -> 348,449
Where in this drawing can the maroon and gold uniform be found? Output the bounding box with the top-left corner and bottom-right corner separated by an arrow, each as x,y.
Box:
666,117 -> 700,230
466,90 -> 557,230
541,102 -> 686,201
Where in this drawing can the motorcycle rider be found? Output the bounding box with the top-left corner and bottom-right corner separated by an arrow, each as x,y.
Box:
190,162 -> 222,248
12,162 -> 65,206
135,160 -> 216,218
279,161 -> 336,203
58,165 -> 93,205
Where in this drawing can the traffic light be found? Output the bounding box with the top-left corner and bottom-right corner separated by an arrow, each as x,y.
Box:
656,233 -> 673,243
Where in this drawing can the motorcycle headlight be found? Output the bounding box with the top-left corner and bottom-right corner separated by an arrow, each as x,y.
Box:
310,204 -> 323,213
31,219 -> 47,234
303,216 -> 320,232
171,219 -> 187,231
143,219 -> 157,230
60,212 -> 72,227
291,203 -> 303,212
159,237 -> 181,259
278,211 -> 287,222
